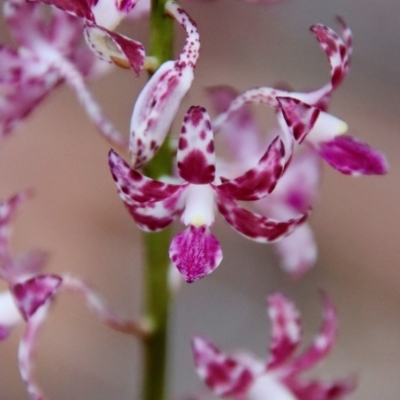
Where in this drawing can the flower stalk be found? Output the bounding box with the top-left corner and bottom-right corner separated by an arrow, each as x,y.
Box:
141,1 -> 175,399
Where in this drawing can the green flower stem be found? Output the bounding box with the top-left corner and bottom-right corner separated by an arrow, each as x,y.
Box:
141,1 -> 174,400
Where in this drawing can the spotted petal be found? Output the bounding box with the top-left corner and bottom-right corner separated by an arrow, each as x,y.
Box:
169,226 -> 222,282
217,136 -> 285,201
266,293 -> 302,370
11,274 -> 62,320
317,135 -> 388,176
192,336 -> 255,397
129,1 -> 200,167
109,150 -> 183,204
177,106 -> 216,184
216,194 -> 307,243
310,20 -> 352,92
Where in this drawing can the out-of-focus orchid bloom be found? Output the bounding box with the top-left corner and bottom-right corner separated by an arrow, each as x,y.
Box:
207,85 -> 320,278
110,106 -> 306,282
30,0 -> 145,74
0,192 -> 148,400
129,0 -> 201,168
277,97 -> 388,175
192,293 -> 355,400
0,0 -> 127,146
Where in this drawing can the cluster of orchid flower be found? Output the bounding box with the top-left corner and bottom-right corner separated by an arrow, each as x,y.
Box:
0,0 -> 388,398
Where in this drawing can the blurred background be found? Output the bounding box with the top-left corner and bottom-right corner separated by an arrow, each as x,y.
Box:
0,0 -> 400,398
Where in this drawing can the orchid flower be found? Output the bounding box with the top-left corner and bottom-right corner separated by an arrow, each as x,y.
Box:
0,0 -> 127,146
207,85 -> 320,278
192,293 -> 355,400
110,105 -> 306,283
30,0 -> 145,74
0,191 -> 148,400
211,20 -> 387,175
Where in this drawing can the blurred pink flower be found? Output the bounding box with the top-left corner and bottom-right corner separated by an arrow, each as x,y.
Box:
0,191 -> 147,400
192,293 -> 355,400
0,0 -> 128,146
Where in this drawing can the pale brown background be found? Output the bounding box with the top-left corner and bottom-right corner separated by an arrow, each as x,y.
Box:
0,0 -> 400,398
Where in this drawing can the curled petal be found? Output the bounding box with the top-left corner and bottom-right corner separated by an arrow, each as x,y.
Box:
290,293 -> 337,373
129,1 -> 200,167
0,291 -> 23,340
317,135 -> 388,176
177,106 -> 216,184
192,336 -> 255,397
125,190 -> 186,231
216,194 -> 307,243
84,22 -> 145,74
274,224 -> 317,278
11,274 -> 62,320
109,150 -> 183,203
169,226 -> 222,282
310,21 -> 352,91
267,293 -> 301,369
217,136 -> 285,201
